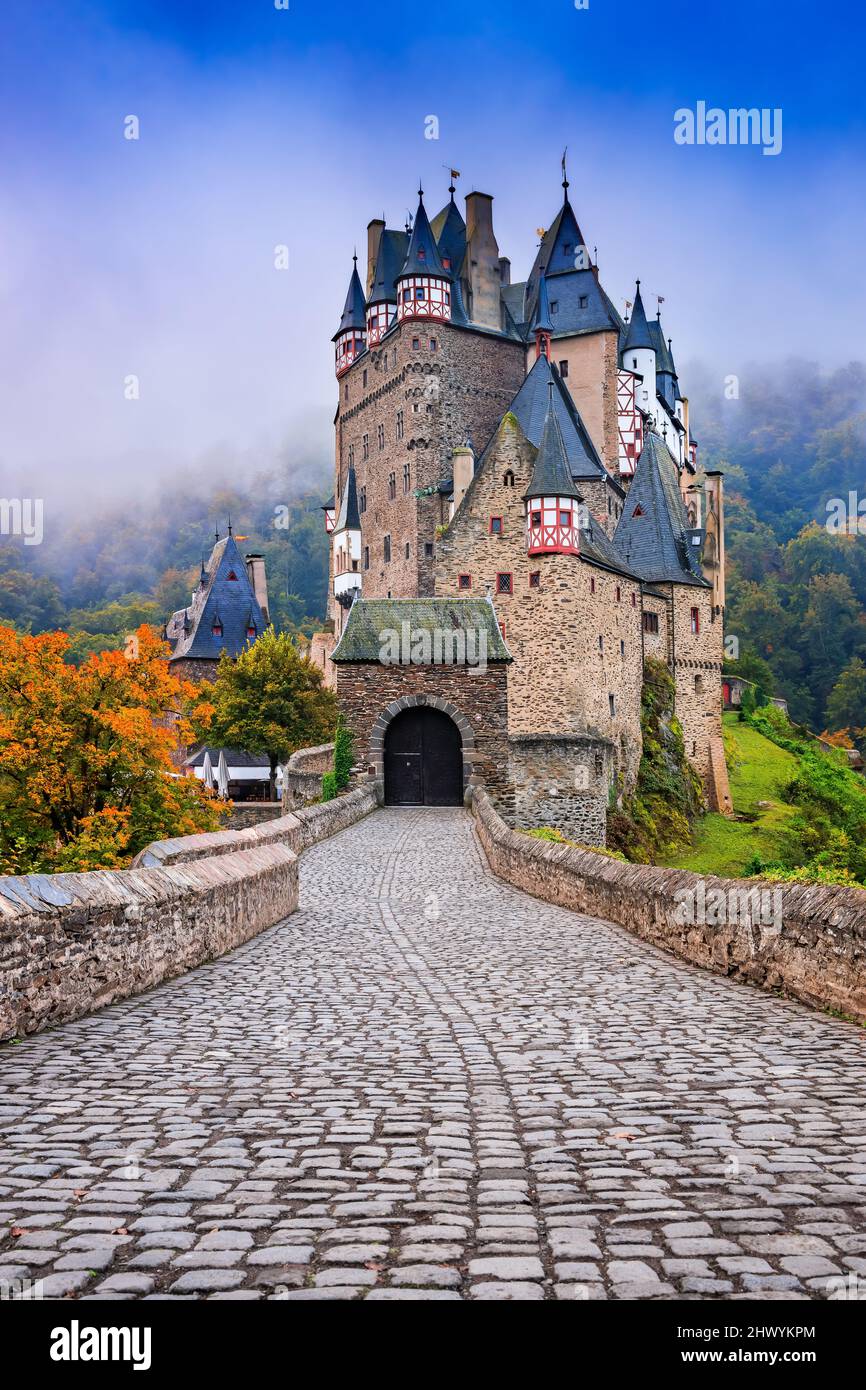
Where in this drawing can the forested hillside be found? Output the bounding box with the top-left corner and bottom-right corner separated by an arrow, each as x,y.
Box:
690,359 -> 866,738
0,467 -> 331,659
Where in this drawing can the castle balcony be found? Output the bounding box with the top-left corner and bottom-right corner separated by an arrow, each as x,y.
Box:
526,497 -> 581,556
397,277 -> 452,323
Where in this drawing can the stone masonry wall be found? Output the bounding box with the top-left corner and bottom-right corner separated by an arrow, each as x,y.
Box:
0,785 -> 378,1041
471,787 -> 866,1024
505,735 -> 612,847
334,320 -> 525,622
671,583 -> 725,782
335,662 -> 510,799
434,413 -> 644,791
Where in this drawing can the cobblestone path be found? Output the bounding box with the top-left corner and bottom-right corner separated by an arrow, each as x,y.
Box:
1,808 -> 864,1301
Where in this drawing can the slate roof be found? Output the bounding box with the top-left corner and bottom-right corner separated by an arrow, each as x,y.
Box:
400,193 -> 450,280
510,196 -> 624,341
530,271 -> 553,334
622,283 -> 654,355
331,598 -> 511,663
333,466 -> 360,533
166,535 -> 268,662
507,354 -> 616,486
612,430 -> 708,587
525,389 -> 582,501
431,195 -> 467,276
333,259 -> 366,340
184,747 -> 270,770
368,229 -> 409,305
649,317 -> 675,377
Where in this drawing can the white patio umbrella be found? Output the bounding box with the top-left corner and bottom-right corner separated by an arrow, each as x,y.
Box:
217,750 -> 230,800
201,749 -> 214,792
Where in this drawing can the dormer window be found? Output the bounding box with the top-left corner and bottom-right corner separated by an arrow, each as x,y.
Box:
226,570 -> 238,581
632,504 -> 644,517
247,625 -> 256,640
212,621 -> 223,638
550,300 -> 559,314
442,257 -> 451,270
579,295 -> 588,309
417,247 -> 426,261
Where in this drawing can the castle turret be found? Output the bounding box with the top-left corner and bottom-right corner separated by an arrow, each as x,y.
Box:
333,256 -> 367,377
621,281 -> 656,414
524,384 -> 583,556
396,188 -> 452,323
332,466 -> 362,612
531,271 -> 553,360
366,228 -> 407,345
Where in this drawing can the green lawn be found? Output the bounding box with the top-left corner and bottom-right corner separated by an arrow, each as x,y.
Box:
659,713 -> 799,878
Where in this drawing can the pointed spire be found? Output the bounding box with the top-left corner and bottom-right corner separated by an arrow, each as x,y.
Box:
333,465 -> 361,534
531,271 -> 553,335
622,280 -> 654,353
400,187 -> 449,279
525,382 -> 582,502
334,256 -> 367,336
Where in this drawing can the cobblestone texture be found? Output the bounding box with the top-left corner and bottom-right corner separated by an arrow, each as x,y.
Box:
1,809 -> 864,1301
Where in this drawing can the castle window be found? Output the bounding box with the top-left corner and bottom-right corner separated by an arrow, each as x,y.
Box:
598,635 -> 604,652
559,510 -> 572,528
429,338 -> 437,351
442,257 -> 451,270
503,470 -> 515,488
405,542 -> 410,559
412,338 -> 420,350
344,384 -> 348,401
348,444 -> 355,467
579,295 -> 588,309
458,573 -> 472,590
490,516 -> 503,535
403,463 -> 411,493
359,486 -> 366,513
362,433 -> 369,460
559,361 -> 569,378
417,246 -> 426,262
425,542 -> 434,557
632,504 -> 644,517
363,546 -> 369,570
531,510 -> 542,527
388,472 -> 396,500
396,409 -> 404,440
498,619 -> 507,639
417,287 -> 426,301
643,611 -> 659,634
690,606 -> 700,634
620,639 -> 625,657
615,585 -> 621,602
529,571 -> 540,589
363,369 -> 368,387
632,357 -> 638,369
212,621 -> 223,638
631,591 -> 637,606
609,693 -> 616,717
247,625 -> 256,640
695,674 -> 704,694
590,576 -> 596,594
383,535 -> 391,563
226,571 -> 238,581
378,424 -> 385,450
496,572 -> 513,595
550,300 -> 558,314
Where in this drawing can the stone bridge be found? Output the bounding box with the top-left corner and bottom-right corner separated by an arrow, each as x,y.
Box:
0,808 -> 864,1301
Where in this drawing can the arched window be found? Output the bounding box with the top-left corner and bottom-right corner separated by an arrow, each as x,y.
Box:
503,470 -> 515,488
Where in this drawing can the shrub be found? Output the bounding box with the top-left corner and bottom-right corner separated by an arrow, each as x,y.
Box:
333,719 -> 354,792
320,772 -> 337,803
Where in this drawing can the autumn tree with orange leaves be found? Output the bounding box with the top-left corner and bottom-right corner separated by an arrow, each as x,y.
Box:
0,624 -> 222,873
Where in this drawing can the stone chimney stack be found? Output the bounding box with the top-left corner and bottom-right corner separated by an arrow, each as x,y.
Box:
498,256 -> 511,286
450,445 -> 475,518
464,193 -> 502,331
245,554 -> 270,625
366,219 -> 385,297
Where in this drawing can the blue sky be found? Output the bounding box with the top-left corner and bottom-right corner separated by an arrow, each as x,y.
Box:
1,0 -> 864,504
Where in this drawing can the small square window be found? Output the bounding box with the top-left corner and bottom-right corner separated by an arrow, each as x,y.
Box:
529,571 -> 540,589
531,510 -> 542,527
559,360 -> 569,378
559,510 -> 571,527
413,338 -> 420,350
458,573 -> 472,590
579,295 -> 588,309
609,693 -> 616,717
496,572 -> 513,595
425,542 -> 434,557
490,516 -> 503,535
429,338 -> 437,351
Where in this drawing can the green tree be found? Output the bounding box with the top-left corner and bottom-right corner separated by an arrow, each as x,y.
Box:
826,657 -> 866,737
201,628 -> 337,798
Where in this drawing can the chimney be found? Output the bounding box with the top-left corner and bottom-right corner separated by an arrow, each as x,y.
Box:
245,554 -> 270,625
451,446 -> 474,517
464,192 -> 502,331
366,219 -> 385,298
499,256 -> 511,286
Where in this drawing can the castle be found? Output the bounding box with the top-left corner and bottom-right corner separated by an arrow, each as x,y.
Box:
329,170 -> 730,842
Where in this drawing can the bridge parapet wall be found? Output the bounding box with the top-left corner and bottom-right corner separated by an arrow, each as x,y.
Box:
0,784 -> 378,1040
471,787 -> 866,1024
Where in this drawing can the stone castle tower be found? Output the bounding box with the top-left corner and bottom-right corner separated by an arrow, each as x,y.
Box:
318,170 -> 732,838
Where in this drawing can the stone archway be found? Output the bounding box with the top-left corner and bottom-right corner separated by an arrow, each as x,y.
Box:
369,695 -> 475,803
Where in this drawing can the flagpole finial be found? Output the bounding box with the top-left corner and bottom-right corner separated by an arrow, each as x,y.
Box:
561,147 -> 569,196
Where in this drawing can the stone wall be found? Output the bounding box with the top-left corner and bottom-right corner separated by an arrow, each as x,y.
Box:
336,664 -> 510,798
281,742 -> 334,810
471,787 -> 866,1024
0,785 -> 378,1041
504,735 -> 612,847
225,803 -> 284,831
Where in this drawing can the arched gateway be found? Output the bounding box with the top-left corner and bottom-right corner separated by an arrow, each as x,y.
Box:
383,705 -> 464,806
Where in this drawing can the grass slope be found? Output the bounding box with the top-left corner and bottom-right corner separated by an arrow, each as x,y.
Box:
660,713 -> 799,877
